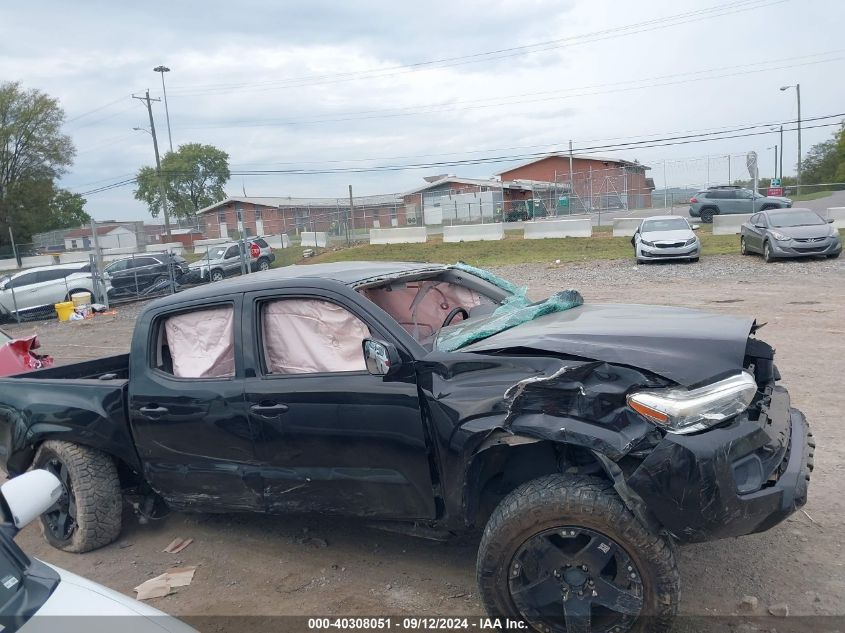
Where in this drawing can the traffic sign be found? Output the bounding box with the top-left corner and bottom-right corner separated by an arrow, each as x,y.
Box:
767,187 -> 784,197
771,178 -> 781,187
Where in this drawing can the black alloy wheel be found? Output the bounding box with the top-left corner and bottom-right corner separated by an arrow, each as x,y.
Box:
508,527 -> 643,633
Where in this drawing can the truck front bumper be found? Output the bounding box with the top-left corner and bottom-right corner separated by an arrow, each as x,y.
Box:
626,386 -> 813,543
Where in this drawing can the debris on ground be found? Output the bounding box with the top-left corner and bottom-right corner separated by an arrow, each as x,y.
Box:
134,566 -> 197,600
768,603 -> 789,617
739,596 -> 758,611
163,537 -> 194,554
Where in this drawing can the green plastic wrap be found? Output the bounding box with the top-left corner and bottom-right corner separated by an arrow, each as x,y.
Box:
435,289 -> 584,352
451,262 -> 526,296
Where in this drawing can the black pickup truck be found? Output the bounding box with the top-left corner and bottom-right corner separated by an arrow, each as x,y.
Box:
0,261 -> 813,633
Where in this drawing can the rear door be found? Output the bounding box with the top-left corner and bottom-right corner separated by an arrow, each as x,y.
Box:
242,284 -> 436,519
128,295 -> 263,510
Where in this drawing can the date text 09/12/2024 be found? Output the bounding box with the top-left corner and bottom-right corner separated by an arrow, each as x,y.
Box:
307,618 -> 528,630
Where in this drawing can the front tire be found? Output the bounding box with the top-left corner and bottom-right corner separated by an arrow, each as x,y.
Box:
740,236 -> 749,255
477,474 -> 679,633
32,440 -> 122,553
210,269 -> 225,282
763,240 -> 775,263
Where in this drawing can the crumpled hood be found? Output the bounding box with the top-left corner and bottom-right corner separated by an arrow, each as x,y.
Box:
460,303 -> 754,387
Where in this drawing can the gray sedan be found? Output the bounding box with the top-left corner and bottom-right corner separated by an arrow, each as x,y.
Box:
740,208 -> 842,262
632,216 -> 700,264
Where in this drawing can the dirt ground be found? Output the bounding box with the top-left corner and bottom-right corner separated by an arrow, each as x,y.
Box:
4,254 -> 844,630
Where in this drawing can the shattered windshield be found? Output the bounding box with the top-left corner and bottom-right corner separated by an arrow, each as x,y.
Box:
437,263 -> 583,352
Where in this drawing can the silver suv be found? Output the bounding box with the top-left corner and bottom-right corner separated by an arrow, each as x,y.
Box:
189,239 -> 276,283
689,186 -> 792,223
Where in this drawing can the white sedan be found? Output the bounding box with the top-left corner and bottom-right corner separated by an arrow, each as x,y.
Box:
0,471 -> 196,633
631,216 -> 700,264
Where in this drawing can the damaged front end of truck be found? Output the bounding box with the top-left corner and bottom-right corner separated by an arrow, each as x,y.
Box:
420,290 -> 813,545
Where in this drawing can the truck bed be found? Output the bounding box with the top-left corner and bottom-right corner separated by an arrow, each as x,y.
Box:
0,353 -> 138,475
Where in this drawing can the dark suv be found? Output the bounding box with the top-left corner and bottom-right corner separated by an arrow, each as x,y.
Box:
689,186 -> 792,223
104,253 -> 189,299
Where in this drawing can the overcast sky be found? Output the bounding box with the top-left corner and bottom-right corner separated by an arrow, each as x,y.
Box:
2,0 -> 843,222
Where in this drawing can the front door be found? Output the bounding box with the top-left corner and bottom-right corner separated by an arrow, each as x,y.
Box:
128,296 -> 263,510
242,287 -> 437,519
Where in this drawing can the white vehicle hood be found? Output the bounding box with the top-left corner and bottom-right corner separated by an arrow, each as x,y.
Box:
640,229 -> 695,242
20,562 -> 196,633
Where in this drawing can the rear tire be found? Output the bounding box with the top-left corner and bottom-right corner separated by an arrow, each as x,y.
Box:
32,440 -> 122,553
477,474 -> 679,633
257,257 -> 271,272
699,208 -> 717,224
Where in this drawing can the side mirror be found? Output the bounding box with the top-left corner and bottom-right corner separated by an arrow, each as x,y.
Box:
362,339 -> 401,377
691,224 -> 700,230
1,470 -> 63,535
828,218 -> 835,224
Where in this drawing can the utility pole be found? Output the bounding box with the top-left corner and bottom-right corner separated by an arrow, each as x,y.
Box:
779,125 -> 784,181
663,161 -> 668,211
568,140 -> 574,195
348,185 -> 354,242
727,155 -> 731,185
796,83 -> 802,194
133,90 -> 171,238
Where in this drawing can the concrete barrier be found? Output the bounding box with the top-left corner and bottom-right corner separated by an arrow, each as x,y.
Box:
265,234 -> 291,249
300,232 -> 327,248
369,227 -> 428,245
612,218 -> 642,237
157,242 -> 185,255
193,238 -> 229,254
524,219 -> 591,239
712,214 -> 752,235
102,246 -> 147,256
443,223 -> 504,243
21,255 -> 58,268
825,207 -> 845,229
58,252 -> 94,264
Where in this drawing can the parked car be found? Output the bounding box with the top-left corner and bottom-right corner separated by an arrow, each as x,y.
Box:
0,328 -> 53,375
0,470 -> 196,632
0,262 -> 814,632
631,215 -> 700,264
103,253 -> 189,299
689,186 -> 792,223
740,207 -> 842,262
0,263 -> 95,321
188,239 -> 274,283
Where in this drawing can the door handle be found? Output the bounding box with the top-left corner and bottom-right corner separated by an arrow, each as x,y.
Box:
250,403 -> 289,417
138,405 -> 169,417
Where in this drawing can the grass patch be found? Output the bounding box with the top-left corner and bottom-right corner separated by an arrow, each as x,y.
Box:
298,226 -> 740,267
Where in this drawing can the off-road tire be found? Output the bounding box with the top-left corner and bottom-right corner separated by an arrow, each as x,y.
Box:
763,240 -> 775,263
32,440 -> 122,553
699,207 -> 717,224
477,474 -> 679,633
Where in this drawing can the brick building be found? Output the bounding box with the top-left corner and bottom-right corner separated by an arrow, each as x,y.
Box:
497,154 -> 653,210
198,195 -> 406,239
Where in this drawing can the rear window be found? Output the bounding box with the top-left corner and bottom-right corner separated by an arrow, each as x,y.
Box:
253,238 -> 269,248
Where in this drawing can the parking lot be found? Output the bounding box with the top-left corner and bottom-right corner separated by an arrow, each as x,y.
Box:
4,253 -> 844,629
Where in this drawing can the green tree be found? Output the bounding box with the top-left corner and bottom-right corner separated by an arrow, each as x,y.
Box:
0,81 -> 75,250
134,143 -> 230,223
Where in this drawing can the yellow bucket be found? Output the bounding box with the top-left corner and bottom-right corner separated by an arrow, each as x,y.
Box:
55,301 -> 75,322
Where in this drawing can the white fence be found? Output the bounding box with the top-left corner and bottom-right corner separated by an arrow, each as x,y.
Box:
712,214 -> 752,235
370,227 -> 428,245
443,223 -> 504,243
612,218 -> 642,237
300,232 -> 328,248
524,219 -> 591,239
825,207 -> 845,229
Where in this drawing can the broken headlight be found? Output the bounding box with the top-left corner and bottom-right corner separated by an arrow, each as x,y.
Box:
627,371 -> 757,434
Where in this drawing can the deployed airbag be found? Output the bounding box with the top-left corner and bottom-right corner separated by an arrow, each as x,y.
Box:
165,307 -> 235,378
263,299 -> 370,374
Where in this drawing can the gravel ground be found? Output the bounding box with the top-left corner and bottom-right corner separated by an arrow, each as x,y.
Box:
4,254 -> 844,631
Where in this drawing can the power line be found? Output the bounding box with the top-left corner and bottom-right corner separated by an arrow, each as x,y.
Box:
179,50 -> 844,130
75,115 -> 842,194
170,0 -> 784,97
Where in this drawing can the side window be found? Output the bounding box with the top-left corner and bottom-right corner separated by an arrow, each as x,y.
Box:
35,269 -> 68,283
758,215 -> 769,227
7,272 -> 37,289
156,306 -> 235,378
224,246 -> 239,259
254,238 -> 269,248
106,259 -> 130,273
261,298 -> 370,375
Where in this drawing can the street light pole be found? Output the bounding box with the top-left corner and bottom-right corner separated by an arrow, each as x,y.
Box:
153,65 -> 173,153
780,84 -> 801,193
